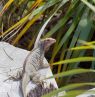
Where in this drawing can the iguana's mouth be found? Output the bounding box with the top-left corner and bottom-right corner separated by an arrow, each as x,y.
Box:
46,38 -> 56,44
51,38 -> 56,44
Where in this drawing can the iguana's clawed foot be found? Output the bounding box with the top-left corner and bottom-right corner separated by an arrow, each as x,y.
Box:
4,70 -> 22,82
10,71 -> 22,81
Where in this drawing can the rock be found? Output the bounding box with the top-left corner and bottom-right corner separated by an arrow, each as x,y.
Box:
0,42 -> 58,97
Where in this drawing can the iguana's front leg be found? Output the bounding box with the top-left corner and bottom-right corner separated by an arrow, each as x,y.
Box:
42,58 -> 49,68
31,58 -> 50,86
31,71 -> 47,86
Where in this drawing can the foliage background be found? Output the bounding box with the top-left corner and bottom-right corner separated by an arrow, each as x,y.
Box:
0,0 -> 95,96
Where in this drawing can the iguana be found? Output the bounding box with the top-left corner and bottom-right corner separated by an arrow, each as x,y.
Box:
21,38 -> 56,97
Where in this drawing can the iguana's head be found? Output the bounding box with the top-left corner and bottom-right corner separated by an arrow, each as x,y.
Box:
40,38 -> 56,51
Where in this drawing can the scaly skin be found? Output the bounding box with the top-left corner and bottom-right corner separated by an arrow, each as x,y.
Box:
21,38 -> 56,97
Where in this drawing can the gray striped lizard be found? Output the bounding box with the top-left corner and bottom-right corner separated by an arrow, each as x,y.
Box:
21,38 -> 56,97
4,38 -> 56,97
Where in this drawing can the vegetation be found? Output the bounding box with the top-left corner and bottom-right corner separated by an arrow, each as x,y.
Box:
0,0 -> 95,96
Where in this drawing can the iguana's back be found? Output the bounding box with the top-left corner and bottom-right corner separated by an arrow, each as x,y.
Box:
23,47 -> 44,75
